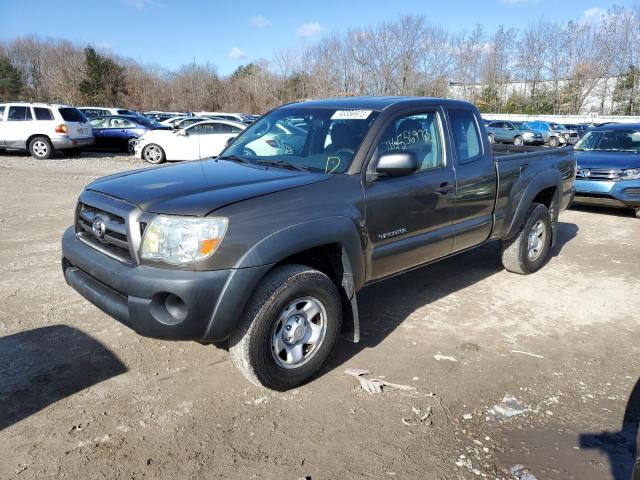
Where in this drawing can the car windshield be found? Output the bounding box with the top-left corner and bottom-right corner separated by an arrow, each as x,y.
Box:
133,116 -> 164,128
575,129 -> 640,152
222,107 -> 380,174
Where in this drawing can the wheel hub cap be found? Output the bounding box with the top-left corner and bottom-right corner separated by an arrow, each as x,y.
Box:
271,296 -> 327,369
527,221 -> 546,260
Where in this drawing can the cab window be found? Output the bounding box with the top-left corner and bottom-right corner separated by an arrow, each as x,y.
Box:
376,111 -> 444,171
448,109 -> 482,163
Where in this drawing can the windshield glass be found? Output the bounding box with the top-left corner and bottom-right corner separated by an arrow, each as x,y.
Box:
222,107 -> 380,174
575,129 -> 640,152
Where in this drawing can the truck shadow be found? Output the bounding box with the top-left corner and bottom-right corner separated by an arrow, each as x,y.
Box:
328,221 -> 578,366
0,325 -> 127,431
579,376 -> 640,480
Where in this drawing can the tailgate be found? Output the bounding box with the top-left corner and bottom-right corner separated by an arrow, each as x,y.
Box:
66,122 -> 92,139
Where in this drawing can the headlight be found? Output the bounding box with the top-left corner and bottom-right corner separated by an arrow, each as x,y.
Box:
522,132 -> 534,137
140,216 -> 228,265
621,168 -> 640,180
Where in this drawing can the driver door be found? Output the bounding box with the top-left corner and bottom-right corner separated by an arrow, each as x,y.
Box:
363,109 -> 456,281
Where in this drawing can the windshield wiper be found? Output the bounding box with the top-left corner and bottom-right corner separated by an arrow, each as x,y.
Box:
256,159 -> 310,172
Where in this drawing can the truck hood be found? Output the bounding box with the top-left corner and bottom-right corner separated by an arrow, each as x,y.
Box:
574,150 -> 640,170
86,159 -> 331,216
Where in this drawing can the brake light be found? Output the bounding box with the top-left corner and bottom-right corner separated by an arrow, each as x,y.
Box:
55,124 -> 68,134
266,139 -> 279,148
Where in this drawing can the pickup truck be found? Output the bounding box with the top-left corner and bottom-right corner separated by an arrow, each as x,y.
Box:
61,97 -> 576,390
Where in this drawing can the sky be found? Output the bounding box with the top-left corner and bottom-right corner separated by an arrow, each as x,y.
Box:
1,0 -> 636,75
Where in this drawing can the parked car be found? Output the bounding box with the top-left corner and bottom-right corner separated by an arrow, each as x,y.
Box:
89,115 -> 169,153
527,121 -> 566,147
0,102 -> 93,159
62,96 -> 575,389
572,123 -> 640,217
548,122 -> 579,144
144,112 -> 182,123
563,123 -> 590,138
486,121 -> 544,146
78,107 -> 139,119
134,119 -> 245,163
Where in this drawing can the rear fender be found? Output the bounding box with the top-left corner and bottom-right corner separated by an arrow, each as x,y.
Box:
504,169 -> 562,242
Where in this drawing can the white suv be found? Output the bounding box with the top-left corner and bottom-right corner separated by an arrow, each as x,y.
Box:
0,102 -> 94,159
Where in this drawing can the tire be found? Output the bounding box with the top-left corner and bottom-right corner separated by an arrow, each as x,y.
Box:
142,144 -> 165,164
501,203 -> 552,275
488,133 -> 495,144
229,264 -> 342,390
28,136 -> 53,160
126,137 -> 137,154
514,135 -> 524,147
549,136 -> 559,148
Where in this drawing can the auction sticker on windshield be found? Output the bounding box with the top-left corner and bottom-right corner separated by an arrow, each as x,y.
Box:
331,110 -> 373,120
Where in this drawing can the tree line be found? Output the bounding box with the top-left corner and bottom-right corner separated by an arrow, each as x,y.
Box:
1,6 -> 639,115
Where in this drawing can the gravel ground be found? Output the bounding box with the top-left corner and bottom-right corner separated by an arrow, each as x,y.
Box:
0,151 -> 639,480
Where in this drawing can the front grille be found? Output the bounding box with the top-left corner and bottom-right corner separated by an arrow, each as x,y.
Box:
576,168 -> 623,181
76,203 -> 132,262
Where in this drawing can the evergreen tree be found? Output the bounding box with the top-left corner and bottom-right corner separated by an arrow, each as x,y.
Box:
0,57 -> 24,101
78,46 -> 127,105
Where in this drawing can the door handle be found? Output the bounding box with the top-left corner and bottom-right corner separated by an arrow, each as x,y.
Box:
435,182 -> 454,195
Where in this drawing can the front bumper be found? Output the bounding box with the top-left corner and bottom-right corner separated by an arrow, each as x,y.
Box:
573,178 -> 640,209
52,136 -> 95,149
61,227 -> 271,341
523,136 -> 544,145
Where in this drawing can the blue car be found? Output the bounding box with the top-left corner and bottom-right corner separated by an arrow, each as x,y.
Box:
573,123 -> 640,217
90,115 -> 169,153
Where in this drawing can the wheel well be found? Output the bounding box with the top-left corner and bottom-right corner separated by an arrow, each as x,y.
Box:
532,186 -> 557,210
26,134 -> 51,148
276,243 -> 356,340
276,244 -> 343,287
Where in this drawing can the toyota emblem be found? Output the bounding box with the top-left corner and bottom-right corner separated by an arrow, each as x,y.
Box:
92,217 -> 107,239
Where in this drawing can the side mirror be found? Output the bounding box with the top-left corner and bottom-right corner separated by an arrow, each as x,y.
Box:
375,151 -> 419,177
177,129 -> 187,136
225,136 -> 236,147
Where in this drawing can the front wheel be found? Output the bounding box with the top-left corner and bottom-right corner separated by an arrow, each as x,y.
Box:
501,203 -> 552,275
229,264 -> 342,390
549,137 -> 559,148
142,144 -> 165,164
126,137 -> 137,154
514,135 -> 524,147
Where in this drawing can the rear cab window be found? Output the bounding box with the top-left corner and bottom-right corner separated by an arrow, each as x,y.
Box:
448,109 -> 482,164
58,108 -> 88,123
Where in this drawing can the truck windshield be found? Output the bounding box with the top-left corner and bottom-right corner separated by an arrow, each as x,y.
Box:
221,107 -> 380,174
575,129 -> 640,153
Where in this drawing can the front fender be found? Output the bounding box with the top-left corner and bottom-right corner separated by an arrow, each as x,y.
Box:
234,216 -> 366,291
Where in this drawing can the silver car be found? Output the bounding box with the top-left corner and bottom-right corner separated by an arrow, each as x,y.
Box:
486,121 -> 545,146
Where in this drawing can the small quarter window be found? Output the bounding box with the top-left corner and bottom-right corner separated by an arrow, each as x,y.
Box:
449,109 -> 482,163
34,107 -> 54,121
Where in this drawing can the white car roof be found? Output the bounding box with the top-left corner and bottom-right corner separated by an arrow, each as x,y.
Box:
2,102 -> 70,109
184,119 -> 247,129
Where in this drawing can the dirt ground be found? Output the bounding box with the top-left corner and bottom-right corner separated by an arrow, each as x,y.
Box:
0,151 -> 639,480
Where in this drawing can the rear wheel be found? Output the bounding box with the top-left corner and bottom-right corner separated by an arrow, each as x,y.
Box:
229,264 -> 342,390
501,203 -> 552,275
142,144 -> 165,164
28,136 -> 53,160
514,135 -> 524,147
